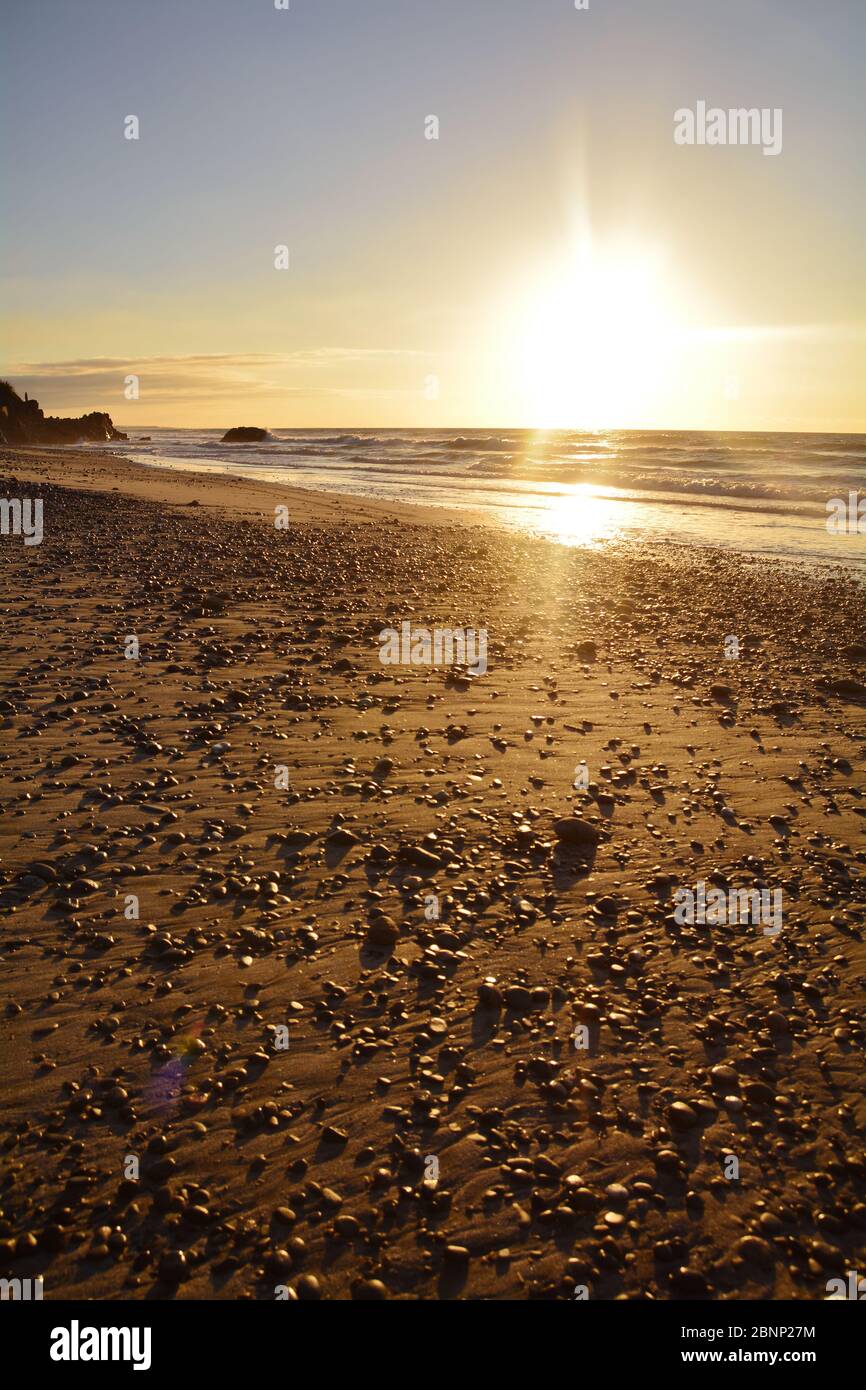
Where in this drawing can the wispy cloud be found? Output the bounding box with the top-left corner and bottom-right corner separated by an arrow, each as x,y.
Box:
4,349 -> 431,375
0,350 -> 439,415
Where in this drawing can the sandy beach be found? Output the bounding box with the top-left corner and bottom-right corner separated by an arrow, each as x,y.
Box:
1,446 -> 864,1301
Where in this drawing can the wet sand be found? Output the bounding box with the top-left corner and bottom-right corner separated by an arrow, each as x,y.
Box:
1,447 -> 865,1301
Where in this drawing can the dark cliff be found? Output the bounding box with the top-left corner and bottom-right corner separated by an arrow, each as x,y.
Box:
0,380 -> 128,446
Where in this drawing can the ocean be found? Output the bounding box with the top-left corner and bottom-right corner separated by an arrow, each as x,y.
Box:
107,427 -> 866,569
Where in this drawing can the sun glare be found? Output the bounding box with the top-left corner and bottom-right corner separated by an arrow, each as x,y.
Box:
515,238 -> 684,430
539,483 -> 626,546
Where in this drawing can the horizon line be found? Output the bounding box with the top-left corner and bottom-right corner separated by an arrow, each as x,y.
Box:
112,423 -> 866,437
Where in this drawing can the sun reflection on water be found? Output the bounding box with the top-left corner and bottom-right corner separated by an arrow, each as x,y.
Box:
537,483 -> 626,547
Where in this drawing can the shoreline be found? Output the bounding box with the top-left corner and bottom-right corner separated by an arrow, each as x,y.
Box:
0,444 -> 490,531
3,444 -> 863,579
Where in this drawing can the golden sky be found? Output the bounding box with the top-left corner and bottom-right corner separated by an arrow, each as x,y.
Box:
3,0 -> 864,432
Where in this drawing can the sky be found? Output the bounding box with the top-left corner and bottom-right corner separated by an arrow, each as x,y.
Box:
1,0 -> 864,431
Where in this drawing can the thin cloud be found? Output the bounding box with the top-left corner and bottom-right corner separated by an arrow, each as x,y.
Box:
0,351 -> 437,414
4,348 -> 432,376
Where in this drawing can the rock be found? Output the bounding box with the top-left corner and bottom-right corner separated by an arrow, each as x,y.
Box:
669,1266 -> 713,1297
353,1278 -> 388,1299
326,826 -> 360,848
283,829 -> 315,848
221,426 -> 269,443
605,1183 -> 629,1204
366,916 -> 399,946
477,979 -> 503,1008
709,1064 -> 738,1089
735,1235 -> 776,1268
553,816 -> 601,846
0,380 -> 126,443
667,1101 -> 699,1130
158,1250 -> 188,1283
397,844 -> 442,870
294,1274 -> 322,1299
827,677 -> 866,699
742,1080 -> 776,1106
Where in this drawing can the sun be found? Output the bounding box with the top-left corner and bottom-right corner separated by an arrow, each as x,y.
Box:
514,237 -> 684,430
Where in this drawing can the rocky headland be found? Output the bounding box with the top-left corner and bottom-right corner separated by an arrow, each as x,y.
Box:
0,380 -> 127,447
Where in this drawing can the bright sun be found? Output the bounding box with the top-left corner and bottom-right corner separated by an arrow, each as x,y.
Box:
515,239 -> 684,430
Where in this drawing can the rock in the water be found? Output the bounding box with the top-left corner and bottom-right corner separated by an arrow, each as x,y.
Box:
221,426 -> 269,443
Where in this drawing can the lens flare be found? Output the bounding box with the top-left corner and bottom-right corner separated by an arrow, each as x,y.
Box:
146,1015 -> 205,1112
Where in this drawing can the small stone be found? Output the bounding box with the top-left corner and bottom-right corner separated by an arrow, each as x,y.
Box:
158,1250 -> 188,1283
294,1274 -> 322,1300
353,1278 -> 388,1299
553,816 -> 601,846
668,1101 -> 699,1130
735,1235 -> 776,1268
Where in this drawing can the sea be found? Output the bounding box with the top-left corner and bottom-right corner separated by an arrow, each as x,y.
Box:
107,427 -> 866,570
